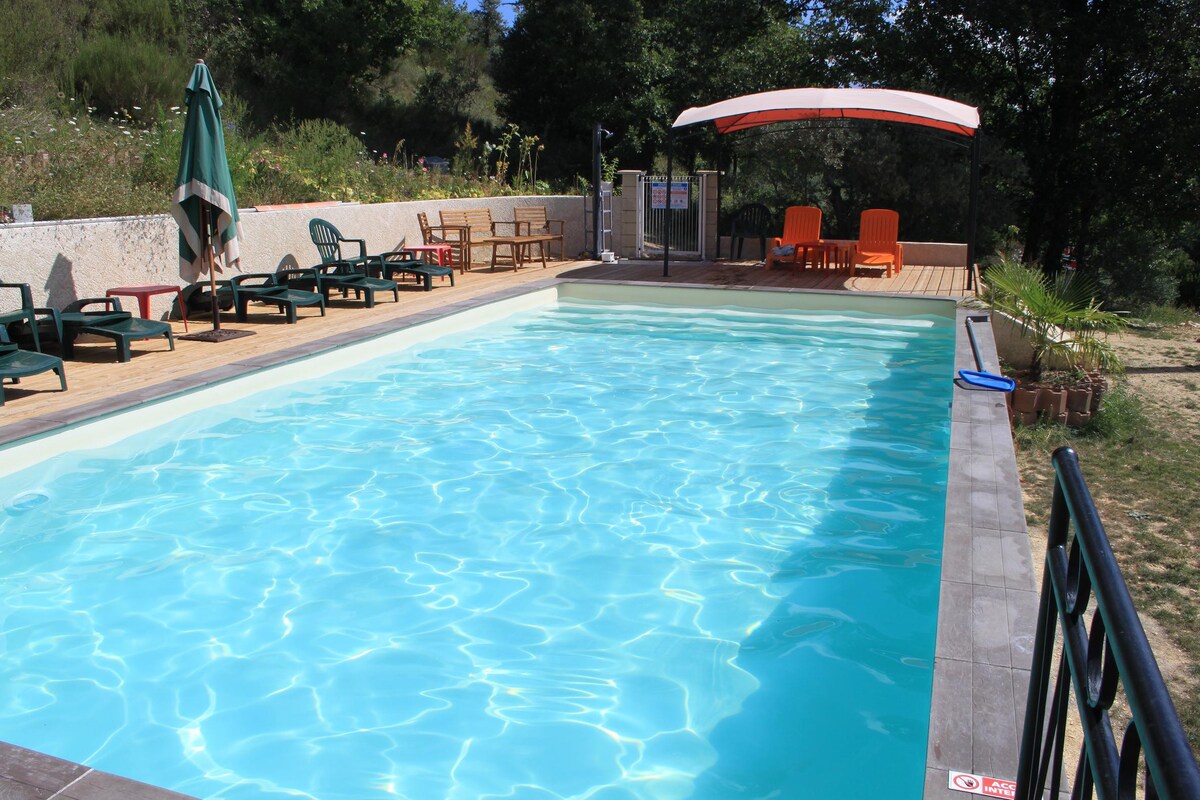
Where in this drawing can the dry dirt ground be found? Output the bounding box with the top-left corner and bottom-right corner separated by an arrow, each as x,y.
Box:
1115,321 -> 1200,426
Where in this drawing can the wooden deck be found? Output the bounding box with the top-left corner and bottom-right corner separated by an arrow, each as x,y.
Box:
0,260 -> 972,431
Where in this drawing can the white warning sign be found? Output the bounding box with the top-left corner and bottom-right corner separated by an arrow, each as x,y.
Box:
948,770 -> 1016,798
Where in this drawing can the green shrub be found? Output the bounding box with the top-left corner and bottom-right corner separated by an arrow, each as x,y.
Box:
89,0 -> 180,41
0,1 -> 84,103
72,34 -> 189,121
277,119 -> 372,202
1083,382 -> 1147,442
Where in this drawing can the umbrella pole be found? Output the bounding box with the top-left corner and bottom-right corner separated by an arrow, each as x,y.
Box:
181,202 -> 254,342
203,203 -> 222,332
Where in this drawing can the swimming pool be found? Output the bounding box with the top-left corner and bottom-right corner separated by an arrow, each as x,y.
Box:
0,284 -> 955,799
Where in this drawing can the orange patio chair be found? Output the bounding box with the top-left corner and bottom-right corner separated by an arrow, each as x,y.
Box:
765,206 -> 826,271
849,209 -> 903,278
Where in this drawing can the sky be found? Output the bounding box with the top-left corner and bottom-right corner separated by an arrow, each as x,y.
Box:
462,0 -> 517,25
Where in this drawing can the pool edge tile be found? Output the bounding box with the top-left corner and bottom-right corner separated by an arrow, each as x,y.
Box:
930,309 -> 1030,788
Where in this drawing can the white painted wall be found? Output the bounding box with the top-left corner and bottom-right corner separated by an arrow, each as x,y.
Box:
0,196 -> 586,320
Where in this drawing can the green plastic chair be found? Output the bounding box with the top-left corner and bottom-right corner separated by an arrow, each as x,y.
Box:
0,281 -> 62,353
0,327 -> 67,405
305,219 -> 401,307
309,218 -> 452,295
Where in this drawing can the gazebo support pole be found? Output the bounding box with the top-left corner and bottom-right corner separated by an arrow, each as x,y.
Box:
966,131 -> 981,291
663,130 -> 673,278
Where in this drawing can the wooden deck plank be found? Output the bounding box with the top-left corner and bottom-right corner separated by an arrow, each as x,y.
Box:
1,260 -> 971,427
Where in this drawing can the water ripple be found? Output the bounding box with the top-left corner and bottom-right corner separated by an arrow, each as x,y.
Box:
0,299 -> 953,800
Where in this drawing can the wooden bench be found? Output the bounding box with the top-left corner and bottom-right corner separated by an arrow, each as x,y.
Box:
513,206 -> 566,261
438,209 -> 517,270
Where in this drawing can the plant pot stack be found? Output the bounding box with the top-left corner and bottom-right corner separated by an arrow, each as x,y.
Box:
1007,370 -> 1107,429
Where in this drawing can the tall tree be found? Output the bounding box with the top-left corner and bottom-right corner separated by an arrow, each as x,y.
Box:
814,0 -> 1200,302
494,0 -> 658,178
470,0 -> 506,52
495,0 -> 814,179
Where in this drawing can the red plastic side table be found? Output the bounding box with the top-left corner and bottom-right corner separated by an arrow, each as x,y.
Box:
105,284 -> 189,331
402,244 -> 456,272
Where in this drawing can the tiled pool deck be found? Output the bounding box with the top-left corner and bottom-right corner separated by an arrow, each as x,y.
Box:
0,275 -> 1036,800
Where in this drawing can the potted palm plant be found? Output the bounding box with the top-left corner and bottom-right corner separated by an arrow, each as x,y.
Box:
980,260 -> 1126,423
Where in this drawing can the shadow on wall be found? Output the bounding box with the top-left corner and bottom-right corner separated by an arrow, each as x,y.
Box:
45,254 -> 77,308
275,254 -> 301,272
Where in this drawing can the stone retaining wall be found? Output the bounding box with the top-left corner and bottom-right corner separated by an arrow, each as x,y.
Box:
0,196 -> 586,320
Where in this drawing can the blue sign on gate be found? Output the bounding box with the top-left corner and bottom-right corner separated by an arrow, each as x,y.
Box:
669,181 -> 689,210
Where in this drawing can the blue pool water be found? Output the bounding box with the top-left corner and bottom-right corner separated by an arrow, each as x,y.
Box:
0,298 -> 954,799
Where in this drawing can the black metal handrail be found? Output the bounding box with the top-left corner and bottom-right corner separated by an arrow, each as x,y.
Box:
1016,447 -> 1200,799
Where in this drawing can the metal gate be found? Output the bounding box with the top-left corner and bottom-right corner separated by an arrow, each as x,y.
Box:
638,174 -> 702,258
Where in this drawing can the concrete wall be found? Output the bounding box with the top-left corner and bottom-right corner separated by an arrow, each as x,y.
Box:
0,196 -> 586,320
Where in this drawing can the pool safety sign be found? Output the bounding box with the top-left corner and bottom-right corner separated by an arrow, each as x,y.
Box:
949,771 -> 1016,798
650,181 -> 690,210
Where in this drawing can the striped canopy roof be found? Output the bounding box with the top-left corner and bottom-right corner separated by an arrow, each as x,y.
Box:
672,87 -> 979,137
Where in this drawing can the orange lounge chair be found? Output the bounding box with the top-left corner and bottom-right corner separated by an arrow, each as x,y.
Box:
849,209 -> 903,278
765,206 -> 829,271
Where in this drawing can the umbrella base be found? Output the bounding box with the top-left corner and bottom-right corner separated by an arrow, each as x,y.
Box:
178,329 -> 256,343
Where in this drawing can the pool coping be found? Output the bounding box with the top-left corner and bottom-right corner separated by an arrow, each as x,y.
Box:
0,279 -> 1035,800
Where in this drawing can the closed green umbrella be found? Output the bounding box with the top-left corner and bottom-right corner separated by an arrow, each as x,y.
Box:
171,59 -> 252,341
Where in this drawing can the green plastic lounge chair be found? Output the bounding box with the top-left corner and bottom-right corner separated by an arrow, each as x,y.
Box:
0,281 -> 62,353
229,271 -> 327,324
181,281 -> 235,319
298,261 -> 398,308
59,297 -> 175,362
379,252 -> 455,291
309,215 -> 453,293
0,327 -> 67,406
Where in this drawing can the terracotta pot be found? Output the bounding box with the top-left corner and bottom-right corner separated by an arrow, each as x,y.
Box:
1012,386 -> 1038,413
1017,410 -> 1039,426
1067,410 -> 1092,428
1037,387 -> 1068,416
1067,387 -> 1093,412
1051,411 -> 1068,425
1089,379 -> 1107,413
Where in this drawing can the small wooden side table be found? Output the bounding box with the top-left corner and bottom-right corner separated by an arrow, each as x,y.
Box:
106,284 -> 189,331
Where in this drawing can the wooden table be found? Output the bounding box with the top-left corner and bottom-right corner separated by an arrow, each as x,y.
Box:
106,284 -> 189,331
488,234 -> 556,271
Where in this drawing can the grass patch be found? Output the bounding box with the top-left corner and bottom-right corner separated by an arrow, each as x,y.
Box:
1014,382 -> 1200,756
1135,304 -> 1200,326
